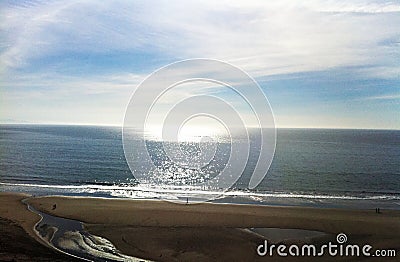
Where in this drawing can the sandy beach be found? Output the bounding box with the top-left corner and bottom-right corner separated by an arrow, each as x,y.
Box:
1,192 -> 399,261
0,192 -> 79,261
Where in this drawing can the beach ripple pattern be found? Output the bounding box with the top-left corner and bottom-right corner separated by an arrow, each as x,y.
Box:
123,59 -> 276,202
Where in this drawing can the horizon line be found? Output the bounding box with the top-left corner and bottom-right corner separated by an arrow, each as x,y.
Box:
1,122 -> 399,131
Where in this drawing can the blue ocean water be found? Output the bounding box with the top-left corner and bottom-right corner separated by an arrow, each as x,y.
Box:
1,125 -> 399,209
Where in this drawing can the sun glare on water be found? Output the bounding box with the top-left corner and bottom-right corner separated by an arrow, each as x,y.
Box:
145,117 -> 228,142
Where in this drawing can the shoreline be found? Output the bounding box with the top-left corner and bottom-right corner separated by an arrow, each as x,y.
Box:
1,192 -> 399,261
3,182 -> 400,212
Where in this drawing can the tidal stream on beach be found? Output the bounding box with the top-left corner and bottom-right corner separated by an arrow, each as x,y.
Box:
23,199 -> 147,262
22,197 -> 335,262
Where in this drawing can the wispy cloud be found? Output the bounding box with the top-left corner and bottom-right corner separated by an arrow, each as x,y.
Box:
0,0 -> 399,128
1,0 -> 399,76
363,93 -> 400,100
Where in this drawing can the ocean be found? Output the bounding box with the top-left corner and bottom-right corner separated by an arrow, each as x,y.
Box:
1,124 -> 399,209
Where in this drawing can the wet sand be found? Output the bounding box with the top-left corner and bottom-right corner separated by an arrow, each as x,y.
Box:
1,192 -> 399,261
0,192 -> 79,261
27,195 -> 400,261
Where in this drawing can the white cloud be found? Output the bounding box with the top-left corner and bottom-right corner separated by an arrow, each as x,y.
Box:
1,0 -> 399,77
1,0 -> 399,127
363,93 -> 400,100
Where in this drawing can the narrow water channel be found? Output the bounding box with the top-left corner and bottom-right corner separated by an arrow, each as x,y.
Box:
23,199 -> 148,262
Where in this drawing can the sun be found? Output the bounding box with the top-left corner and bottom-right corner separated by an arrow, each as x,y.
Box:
144,116 -> 228,142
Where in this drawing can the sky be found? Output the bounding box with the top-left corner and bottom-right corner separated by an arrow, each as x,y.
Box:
0,0 -> 399,129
